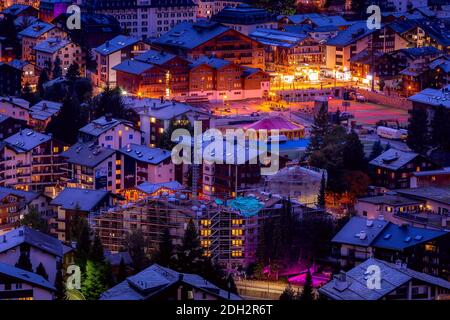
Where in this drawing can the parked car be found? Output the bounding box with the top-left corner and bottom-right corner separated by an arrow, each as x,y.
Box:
356,94 -> 367,102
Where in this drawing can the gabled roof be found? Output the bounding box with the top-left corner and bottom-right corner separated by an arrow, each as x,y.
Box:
250,28 -> 308,48
0,262 -> 55,291
332,216 -> 448,250
100,264 -> 241,300
8,59 -> 32,71
79,116 -> 135,137
395,186 -> 450,206
94,35 -> 141,55
153,21 -> 231,50
0,186 -> 40,204
4,129 -> 51,153
319,258 -> 450,300
408,85 -> 450,108
134,49 -> 179,65
369,148 -> 420,170
190,56 -> 234,70
136,181 -> 184,195
1,4 -> 34,16
119,144 -> 171,165
50,188 -> 110,211
61,142 -> 116,168
30,100 -> 62,121
18,21 -> 55,38
244,116 -> 304,131
112,59 -> 156,75
357,195 -> 424,206
0,226 -> 69,258
278,13 -> 323,24
34,38 -> 72,54
326,21 -> 378,47
127,97 -> 205,120
0,97 -> 30,110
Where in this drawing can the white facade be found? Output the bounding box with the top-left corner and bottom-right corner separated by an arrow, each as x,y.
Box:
97,123 -> 142,150
0,98 -> 30,122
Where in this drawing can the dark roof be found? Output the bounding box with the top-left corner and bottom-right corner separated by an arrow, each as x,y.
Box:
100,264 -> 241,300
119,144 -> 171,165
50,188 -> 110,211
395,187 -> 450,206
0,186 -> 40,204
358,195 -> 424,206
61,142 -> 116,168
319,258 -> 450,300
0,226 -> 69,258
0,262 -> 55,291
112,59 -> 156,75
211,4 -> 277,25
94,35 -> 141,55
79,116 -> 135,137
134,50 -> 179,65
332,217 -> 448,250
153,21 -> 231,50
369,148 -> 420,170
136,181 -> 184,194
326,21 -> 377,47
93,0 -> 196,10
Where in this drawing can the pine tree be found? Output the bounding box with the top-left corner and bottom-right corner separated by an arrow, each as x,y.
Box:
306,103 -> 330,158
15,251 -> 33,272
407,107 -> 429,154
89,234 -> 105,263
81,260 -> 107,300
342,131 -> 367,171
369,140 -> 384,160
156,227 -> 174,267
174,219 -> 204,274
52,57 -> 63,79
20,207 -> 48,233
431,105 -> 450,150
117,257 -> 128,283
226,274 -> 238,295
298,269 -> 314,301
279,284 -> 295,300
125,229 -> 148,271
66,63 -> 81,82
317,172 -> 326,208
36,262 -> 49,280
54,262 -> 65,300
37,70 -> 49,97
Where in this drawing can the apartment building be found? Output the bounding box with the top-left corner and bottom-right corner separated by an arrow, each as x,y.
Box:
18,21 -> 67,63
0,97 -> 30,122
0,64 -> 22,97
153,21 -> 265,70
93,0 -> 197,39
78,115 -> 142,150
8,60 -> 40,91
94,35 -> 149,89
34,38 -> 85,77
38,0 -> 73,23
2,129 -> 68,192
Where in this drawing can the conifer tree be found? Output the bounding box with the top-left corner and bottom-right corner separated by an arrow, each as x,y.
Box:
36,262 -> 49,280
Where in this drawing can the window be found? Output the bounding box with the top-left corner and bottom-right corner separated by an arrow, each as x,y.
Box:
105,136 -> 113,141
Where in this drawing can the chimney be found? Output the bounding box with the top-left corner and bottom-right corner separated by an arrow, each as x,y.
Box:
2,235 -> 6,243
160,96 -> 164,104
333,272 -> 348,291
105,113 -> 113,122
178,273 -> 184,282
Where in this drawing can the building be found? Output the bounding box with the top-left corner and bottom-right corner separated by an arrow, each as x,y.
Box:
387,0 -> 429,12
0,114 -> 28,140
0,187 -> 51,235
319,257 -> 450,300
0,262 -> 55,300
8,59 -> 40,91
18,21 -> 67,63
60,142 -> 119,193
93,0 -> 197,39
100,263 -> 241,300
118,143 -> 175,190
0,226 -> 72,284
78,115 -> 142,150
331,216 -> 450,279
243,116 -> 305,140
38,0 -> 72,23
211,4 -> 277,36
369,148 -> 440,189
0,4 -> 38,19
28,100 -> 62,131
152,21 -> 265,70
2,129 -> 68,192
93,35 -> 150,89
0,63 -> 22,96
50,187 -> 115,242
113,49 -> 190,99
34,38 -> 85,77
249,28 -> 325,73
265,166 -> 326,206
410,167 -> 450,188
0,97 -> 30,122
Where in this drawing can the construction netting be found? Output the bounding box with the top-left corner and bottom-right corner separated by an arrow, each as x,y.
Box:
225,196 -> 264,217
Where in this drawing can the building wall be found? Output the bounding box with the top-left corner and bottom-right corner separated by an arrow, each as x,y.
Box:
0,101 -> 29,122
21,28 -> 67,63
97,123 -> 142,150
35,42 -> 84,77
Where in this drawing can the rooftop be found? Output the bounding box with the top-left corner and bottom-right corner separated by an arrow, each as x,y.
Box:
50,188 -> 110,211
126,97 -> 206,120
153,21 -> 231,50
112,59 -> 156,75
395,186 -> 450,206
100,263 -> 241,300
18,21 -> 55,38
357,195 -> 424,206
4,129 -> 52,153
134,49 -> 179,65
211,4 -> 277,25
0,226 -> 69,258
95,35 -> 141,55
0,97 -> 30,109
408,85 -> 450,108
119,144 -> 171,165
29,100 -> 62,121
61,142 -> 116,168
319,258 -> 450,300
249,28 -> 308,48
0,262 -> 55,291
369,148 -> 420,170
326,21 -> 377,47
34,38 -> 72,54
136,181 -> 184,195
79,116 -> 135,138
0,186 -> 40,204
244,116 -> 305,131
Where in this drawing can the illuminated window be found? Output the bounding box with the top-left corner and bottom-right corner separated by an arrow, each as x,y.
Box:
232,229 -> 243,236
204,185 -> 210,192
150,117 -> 156,123
159,128 -> 164,134
386,206 -> 393,213
116,160 -> 121,165
416,167 -> 421,172
200,229 -> 211,236
63,146 -> 69,151
232,250 -> 243,257
53,147 -> 59,153
200,220 -> 211,226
